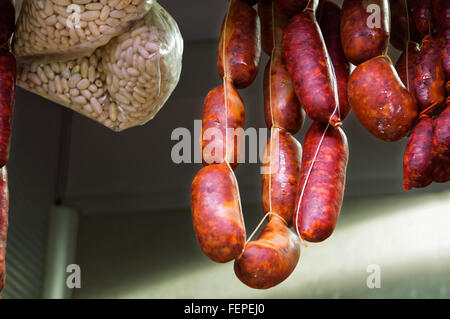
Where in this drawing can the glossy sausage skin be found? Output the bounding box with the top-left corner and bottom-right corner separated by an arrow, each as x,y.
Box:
202,80 -> 245,169
432,0 -> 450,34
403,117 -> 434,190
191,163 -> 246,263
258,0 -> 289,55
348,57 -> 418,141
395,42 -> 420,94
432,101 -> 450,183
0,167 -> 8,292
294,121 -> 348,243
319,0 -> 351,121
0,49 -> 15,168
218,0 -> 261,89
414,36 -> 445,115
340,0 -> 390,65
274,0 -> 308,18
263,50 -> 305,134
234,216 -> 300,289
412,0 -> 435,36
283,9 -> 341,126
0,0 -> 14,46
262,128 -> 302,225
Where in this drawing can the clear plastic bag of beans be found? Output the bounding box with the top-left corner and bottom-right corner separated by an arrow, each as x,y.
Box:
17,2 -> 183,131
14,0 -> 153,62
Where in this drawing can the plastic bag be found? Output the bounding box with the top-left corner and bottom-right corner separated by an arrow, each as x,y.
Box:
14,0 -> 152,62
17,1 -> 183,131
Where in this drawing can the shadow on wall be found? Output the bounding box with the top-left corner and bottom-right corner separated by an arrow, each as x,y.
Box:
73,189 -> 450,299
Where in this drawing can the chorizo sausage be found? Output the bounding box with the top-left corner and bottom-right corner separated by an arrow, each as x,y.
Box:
294,121 -> 348,243
414,35 -> 445,115
234,216 -> 300,289
411,0 -> 435,36
319,0 -> 351,121
202,79 -> 245,169
274,0 -> 308,18
348,56 -> 418,141
442,29 -> 450,80
0,167 -> 8,292
0,49 -> 15,168
0,0 -> 14,46
432,0 -> 450,34
258,0 -> 289,55
403,117 -> 434,190
431,101 -> 450,183
218,0 -> 261,89
390,0 -> 421,50
262,128 -> 302,226
191,163 -> 246,263
340,0 -> 390,66
263,50 -> 305,134
395,42 -> 420,94
283,2 -> 341,126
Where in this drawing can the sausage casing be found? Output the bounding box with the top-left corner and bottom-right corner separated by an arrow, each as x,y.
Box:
432,0 -> 450,34
412,0 -> 435,36
263,49 -> 305,134
390,0 -> 421,50
340,0 -> 390,65
432,101 -> 450,183
283,9 -> 341,126
202,79 -> 245,169
348,56 -> 418,141
294,121 -> 348,243
274,0 -> 308,18
234,216 -> 300,289
262,128 -> 302,226
218,0 -> 261,89
403,117 -> 434,190
395,42 -> 420,94
414,36 -> 446,115
0,167 -> 8,292
258,0 -> 289,55
319,0 -> 351,121
0,49 -> 16,168
191,163 -> 246,263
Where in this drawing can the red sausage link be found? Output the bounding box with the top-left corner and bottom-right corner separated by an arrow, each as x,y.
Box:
348,56 -> 418,141
390,0 -> 421,50
431,101 -> 450,183
432,0 -> 450,34
411,0 -> 435,36
262,128 -> 302,226
0,0 -> 14,46
442,29 -> 450,79
403,117 -> 434,190
274,0 -> 308,17
395,42 -> 420,94
263,49 -> 305,134
294,121 -> 348,243
191,163 -> 246,263
0,167 -> 8,292
414,35 -> 445,115
258,0 -> 289,55
283,6 -> 341,126
234,216 -> 300,289
218,0 -> 262,89
319,0 -> 351,121
0,49 -> 15,168
340,0 -> 390,66
202,79 -> 245,169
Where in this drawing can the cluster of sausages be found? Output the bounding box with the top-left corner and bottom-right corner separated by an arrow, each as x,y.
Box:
191,0 -> 351,289
394,0 -> 449,190
0,0 -> 14,294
